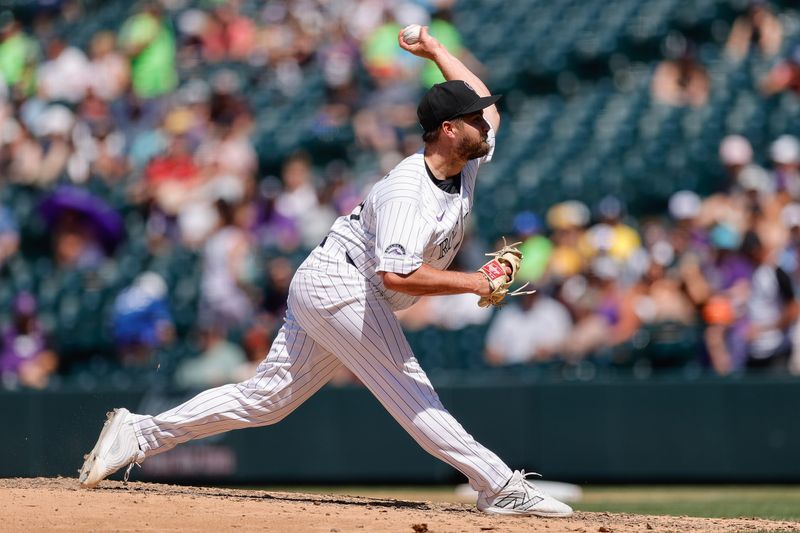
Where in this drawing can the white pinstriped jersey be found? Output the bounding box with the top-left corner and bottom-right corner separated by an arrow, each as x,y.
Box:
327,128 -> 496,311
128,128 -> 515,499
126,114 -> 514,499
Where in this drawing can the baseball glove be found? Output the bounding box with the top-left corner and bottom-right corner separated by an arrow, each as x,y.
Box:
477,238 -> 535,307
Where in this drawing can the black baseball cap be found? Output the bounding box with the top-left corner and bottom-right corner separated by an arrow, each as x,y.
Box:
417,80 -> 501,133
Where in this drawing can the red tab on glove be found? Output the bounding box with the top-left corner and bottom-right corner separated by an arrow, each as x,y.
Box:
479,259 -> 507,284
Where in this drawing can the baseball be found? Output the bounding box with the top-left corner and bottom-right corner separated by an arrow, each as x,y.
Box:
402,24 -> 422,45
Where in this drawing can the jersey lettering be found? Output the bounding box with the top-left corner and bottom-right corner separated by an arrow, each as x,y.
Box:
437,224 -> 460,260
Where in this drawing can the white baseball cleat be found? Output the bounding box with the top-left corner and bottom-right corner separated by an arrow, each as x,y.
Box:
78,408 -> 145,488
477,470 -> 574,517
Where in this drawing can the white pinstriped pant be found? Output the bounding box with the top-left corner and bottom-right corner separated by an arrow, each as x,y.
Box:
131,238 -> 513,495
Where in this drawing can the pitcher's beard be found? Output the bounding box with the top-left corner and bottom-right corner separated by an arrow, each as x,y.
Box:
456,136 -> 490,160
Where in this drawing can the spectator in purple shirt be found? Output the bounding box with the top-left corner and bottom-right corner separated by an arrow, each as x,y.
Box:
686,223 -> 754,374
0,293 -> 58,389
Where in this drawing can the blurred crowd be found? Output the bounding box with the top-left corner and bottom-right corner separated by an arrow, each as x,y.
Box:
401,133 -> 800,377
1,0 -> 800,390
651,2 -> 800,108
0,0 -> 469,390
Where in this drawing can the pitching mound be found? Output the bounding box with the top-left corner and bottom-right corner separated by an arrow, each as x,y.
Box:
1,477 -> 798,532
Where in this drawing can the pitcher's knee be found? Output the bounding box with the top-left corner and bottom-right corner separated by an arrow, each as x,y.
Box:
234,382 -> 298,423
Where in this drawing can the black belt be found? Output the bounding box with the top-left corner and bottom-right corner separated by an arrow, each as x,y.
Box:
319,236 -> 356,267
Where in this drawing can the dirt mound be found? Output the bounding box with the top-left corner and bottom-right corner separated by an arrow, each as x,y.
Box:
1,477 -> 798,532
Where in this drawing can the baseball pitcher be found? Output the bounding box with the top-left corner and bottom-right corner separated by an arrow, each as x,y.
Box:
79,25 -> 572,518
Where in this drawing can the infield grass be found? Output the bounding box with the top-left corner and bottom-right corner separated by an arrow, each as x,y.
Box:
576,485 -> 800,521
258,485 -> 800,522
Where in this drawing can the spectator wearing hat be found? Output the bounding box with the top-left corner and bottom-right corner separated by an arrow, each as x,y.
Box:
770,135 -> 800,201
513,211 -> 552,284
669,191 -> 709,260
737,164 -> 776,204
734,163 -> 786,259
112,272 -> 175,368
708,224 -> 754,287
700,162 -> 770,238
688,223 -> 753,374
581,195 -> 642,265
10,104 -> 77,188
546,200 -> 591,279
669,190 -> 715,310
719,134 -> 753,187
634,240 -> 697,327
699,136 -> 754,231
39,187 -> 123,271
669,190 -> 703,226
0,293 -> 58,389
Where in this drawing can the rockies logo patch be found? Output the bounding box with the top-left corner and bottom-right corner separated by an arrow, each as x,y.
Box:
384,243 -> 406,256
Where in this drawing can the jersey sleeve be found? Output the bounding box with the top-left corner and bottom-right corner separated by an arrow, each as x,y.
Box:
374,200 -> 432,274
